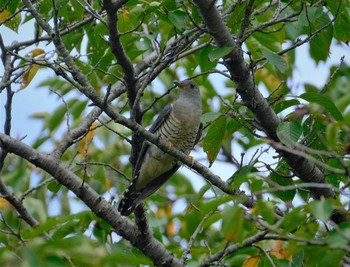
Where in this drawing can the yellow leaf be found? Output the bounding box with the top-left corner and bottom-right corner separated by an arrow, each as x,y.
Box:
166,205 -> 175,235
79,122 -> 98,157
0,8 -> 10,23
121,8 -> 129,19
19,49 -> 46,90
0,198 -> 13,210
255,69 -> 281,92
155,207 -> 167,218
243,255 -> 260,267
167,220 -> 176,236
105,177 -> 112,191
30,48 -> 45,57
20,64 -> 39,90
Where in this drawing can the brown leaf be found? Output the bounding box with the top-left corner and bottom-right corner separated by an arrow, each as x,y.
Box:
243,255 -> 260,267
270,240 -> 291,260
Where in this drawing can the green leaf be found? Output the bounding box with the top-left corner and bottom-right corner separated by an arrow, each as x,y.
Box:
23,197 -> 47,224
52,220 -> 78,240
335,91 -> 350,112
273,99 -> 300,114
162,0 -> 179,11
47,181 -> 62,193
32,135 -> 50,149
93,219 -> 111,243
269,162 -> 296,202
47,104 -> 67,132
2,10 -> 21,32
199,46 -> 217,72
105,244 -> 152,265
229,165 -> 258,187
327,230 -> 349,249
262,51 -> 288,73
304,83 -> 319,93
167,10 -> 187,30
8,0 -> 20,14
70,100 -> 88,119
298,7 -> 322,26
299,92 -> 344,121
303,245 -> 344,266
309,13 -> 333,63
208,47 -> 234,62
276,121 -> 302,148
62,28 -> 84,52
222,205 -> 244,242
203,115 -> 227,166
200,111 -> 221,124
254,200 -> 276,225
325,123 -> 340,149
252,31 -> 282,52
225,118 -> 240,136
310,199 -> 333,221
279,207 -> 307,233
334,7 -> 350,42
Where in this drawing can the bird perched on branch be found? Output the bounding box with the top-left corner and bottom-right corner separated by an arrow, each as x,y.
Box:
118,80 -> 202,216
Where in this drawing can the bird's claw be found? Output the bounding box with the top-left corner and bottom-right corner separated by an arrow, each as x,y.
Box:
166,140 -> 174,152
188,155 -> 195,166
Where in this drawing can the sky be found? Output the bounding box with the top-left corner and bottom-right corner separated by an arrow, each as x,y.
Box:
1,18 -> 350,215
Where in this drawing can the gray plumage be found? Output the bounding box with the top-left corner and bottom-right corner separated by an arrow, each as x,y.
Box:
118,80 -> 202,216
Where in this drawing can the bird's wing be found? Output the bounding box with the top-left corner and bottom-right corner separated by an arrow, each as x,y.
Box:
118,105 -> 176,216
133,104 -> 173,178
132,163 -> 180,204
194,123 -> 203,146
148,104 -> 173,133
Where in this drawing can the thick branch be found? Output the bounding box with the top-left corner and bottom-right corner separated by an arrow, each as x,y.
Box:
103,0 -> 138,113
193,0 -> 336,202
103,0 -> 142,170
0,133 -> 183,267
0,37 -> 38,228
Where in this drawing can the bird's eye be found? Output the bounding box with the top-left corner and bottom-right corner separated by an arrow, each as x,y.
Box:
190,84 -> 194,88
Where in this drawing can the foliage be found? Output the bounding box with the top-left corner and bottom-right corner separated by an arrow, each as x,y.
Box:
1,0 -> 350,266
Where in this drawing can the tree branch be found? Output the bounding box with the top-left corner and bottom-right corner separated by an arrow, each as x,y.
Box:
0,133 -> 183,267
199,231 -> 268,267
103,0 -> 138,116
0,179 -> 39,227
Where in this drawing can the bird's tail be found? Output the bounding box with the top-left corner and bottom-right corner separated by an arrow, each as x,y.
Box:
118,185 -> 141,216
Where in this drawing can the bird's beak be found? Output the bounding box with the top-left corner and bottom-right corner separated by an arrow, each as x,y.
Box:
174,81 -> 184,89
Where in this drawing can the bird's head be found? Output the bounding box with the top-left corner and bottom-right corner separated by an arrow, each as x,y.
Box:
174,80 -> 199,95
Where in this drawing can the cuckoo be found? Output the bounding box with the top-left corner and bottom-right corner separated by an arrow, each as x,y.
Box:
118,80 -> 202,216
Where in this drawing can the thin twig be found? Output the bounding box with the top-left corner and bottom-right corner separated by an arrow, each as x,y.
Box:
77,161 -> 129,181
20,177 -> 56,201
181,210 -> 216,264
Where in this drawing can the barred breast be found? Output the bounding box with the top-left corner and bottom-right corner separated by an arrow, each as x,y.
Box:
155,111 -> 200,155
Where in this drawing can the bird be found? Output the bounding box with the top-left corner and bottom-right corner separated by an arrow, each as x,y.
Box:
118,80 -> 202,216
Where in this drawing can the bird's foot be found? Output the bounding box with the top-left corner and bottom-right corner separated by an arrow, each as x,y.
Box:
188,155 -> 195,166
166,140 -> 174,152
